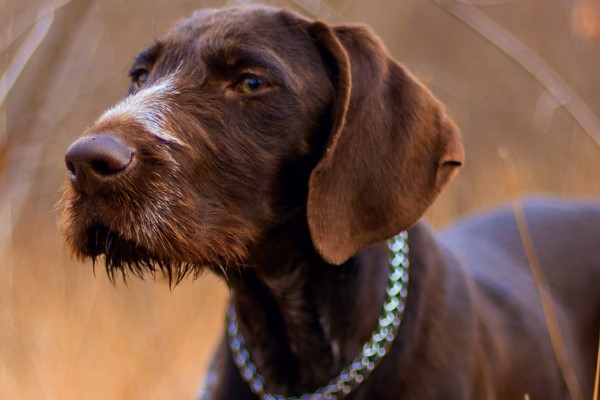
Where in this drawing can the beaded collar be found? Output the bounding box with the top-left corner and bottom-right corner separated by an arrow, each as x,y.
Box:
226,232 -> 410,400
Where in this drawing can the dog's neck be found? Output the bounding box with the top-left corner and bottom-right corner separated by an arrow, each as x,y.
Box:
225,217 -> 421,396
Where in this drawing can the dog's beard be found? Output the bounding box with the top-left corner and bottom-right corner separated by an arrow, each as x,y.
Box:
86,223 -> 203,285
58,164 -> 258,285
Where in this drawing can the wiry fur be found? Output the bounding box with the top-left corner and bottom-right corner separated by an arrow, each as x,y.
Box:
58,7 -> 334,283
58,6 -> 600,400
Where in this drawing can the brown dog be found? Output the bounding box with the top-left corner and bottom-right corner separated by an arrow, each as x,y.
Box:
58,6 -> 600,399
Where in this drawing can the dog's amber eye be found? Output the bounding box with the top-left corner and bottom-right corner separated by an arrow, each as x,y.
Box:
130,68 -> 149,88
236,74 -> 266,94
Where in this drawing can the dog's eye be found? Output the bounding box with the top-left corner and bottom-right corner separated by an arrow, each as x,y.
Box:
236,74 -> 267,94
130,68 -> 149,88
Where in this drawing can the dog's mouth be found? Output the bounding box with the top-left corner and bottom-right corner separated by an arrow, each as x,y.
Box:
58,174 -> 254,284
85,223 -> 201,283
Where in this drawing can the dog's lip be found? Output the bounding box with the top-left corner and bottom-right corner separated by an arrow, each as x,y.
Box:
82,223 -> 190,264
85,223 -> 146,258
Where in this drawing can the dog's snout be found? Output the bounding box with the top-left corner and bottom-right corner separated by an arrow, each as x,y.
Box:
65,136 -> 133,194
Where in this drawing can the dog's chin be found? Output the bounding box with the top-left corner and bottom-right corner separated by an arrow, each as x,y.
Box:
83,223 -> 206,284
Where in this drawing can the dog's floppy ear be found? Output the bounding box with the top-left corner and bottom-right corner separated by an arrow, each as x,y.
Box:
307,22 -> 464,265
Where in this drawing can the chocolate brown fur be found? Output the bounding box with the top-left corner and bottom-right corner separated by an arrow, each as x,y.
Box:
59,6 -> 600,399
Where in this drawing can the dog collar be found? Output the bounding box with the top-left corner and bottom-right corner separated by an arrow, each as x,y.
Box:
226,231 -> 410,400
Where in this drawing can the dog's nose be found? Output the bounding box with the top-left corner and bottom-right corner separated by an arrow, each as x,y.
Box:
65,136 -> 133,195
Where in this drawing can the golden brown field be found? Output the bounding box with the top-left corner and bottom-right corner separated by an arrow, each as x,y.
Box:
1,0 -> 599,399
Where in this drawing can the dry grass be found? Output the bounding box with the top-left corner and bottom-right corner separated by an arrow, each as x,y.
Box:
1,0 -> 600,399
1,217 -> 228,399
501,147 -> 584,400
595,329 -> 600,400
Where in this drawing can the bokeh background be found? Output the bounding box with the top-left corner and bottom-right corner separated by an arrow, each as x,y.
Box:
1,0 -> 599,398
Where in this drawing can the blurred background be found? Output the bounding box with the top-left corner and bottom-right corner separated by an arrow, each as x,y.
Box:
1,0 -> 599,398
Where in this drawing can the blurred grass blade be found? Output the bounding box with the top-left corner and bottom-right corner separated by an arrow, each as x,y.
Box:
499,147 -> 585,400
0,5 -> 55,259
284,0 -> 345,21
0,0 -> 78,57
435,1 -> 600,148
0,6 -> 54,107
594,325 -> 599,400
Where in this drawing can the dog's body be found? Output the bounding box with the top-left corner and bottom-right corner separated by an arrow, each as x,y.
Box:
202,199 -> 600,400
435,200 -> 600,399
58,6 -> 600,399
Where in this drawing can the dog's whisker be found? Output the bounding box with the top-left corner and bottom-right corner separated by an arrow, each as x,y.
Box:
216,264 -> 229,283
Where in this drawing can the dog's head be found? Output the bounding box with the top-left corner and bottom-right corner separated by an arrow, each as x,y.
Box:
58,6 -> 463,280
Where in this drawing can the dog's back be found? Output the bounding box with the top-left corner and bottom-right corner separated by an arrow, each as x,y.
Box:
439,198 -> 600,398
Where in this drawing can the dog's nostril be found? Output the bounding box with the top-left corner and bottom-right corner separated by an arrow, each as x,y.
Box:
91,160 -> 115,176
90,156 -> 129,175
66,160 -> 77,176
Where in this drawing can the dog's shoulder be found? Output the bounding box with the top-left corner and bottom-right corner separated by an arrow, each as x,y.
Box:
436,197 -> 600,309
